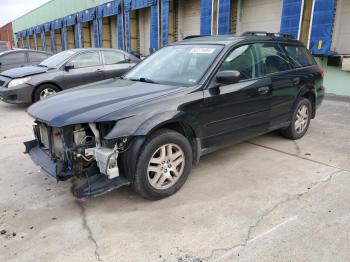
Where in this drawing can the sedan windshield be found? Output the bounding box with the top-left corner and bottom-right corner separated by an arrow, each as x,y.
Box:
39,50 -> 77,67
124,44 -> 223,86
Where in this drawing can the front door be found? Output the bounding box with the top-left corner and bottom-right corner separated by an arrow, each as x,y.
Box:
62,51 -> 104,89
200,44 -> 273,149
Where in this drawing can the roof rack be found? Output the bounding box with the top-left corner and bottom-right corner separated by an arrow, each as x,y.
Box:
183,35 -> 203,40
240,31 -> 293,39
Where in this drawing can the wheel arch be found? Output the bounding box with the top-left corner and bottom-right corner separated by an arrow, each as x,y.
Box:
31,82 -> 63,103
115,113 -> 202,182
296,87 -> 316,118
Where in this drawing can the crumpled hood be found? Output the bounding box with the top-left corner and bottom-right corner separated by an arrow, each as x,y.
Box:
1,66 -> 48,78
27,78 -> 185,127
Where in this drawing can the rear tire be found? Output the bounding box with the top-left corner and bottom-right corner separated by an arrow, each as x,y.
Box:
33,84 -> 60,102
281,98 -> 312,140
132,129 -> 193,200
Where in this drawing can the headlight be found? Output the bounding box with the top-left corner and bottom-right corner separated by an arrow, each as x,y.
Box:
8,77 -> 32,88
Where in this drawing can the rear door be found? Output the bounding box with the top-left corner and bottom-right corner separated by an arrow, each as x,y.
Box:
200,43 -> 273,149
62,51 -> 104,89
255,42 -> 300,128
0,51 -> 27,72
101,50 -> 135,79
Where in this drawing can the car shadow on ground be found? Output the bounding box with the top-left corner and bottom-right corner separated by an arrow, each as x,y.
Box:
0,102 -> 29,113
78,130 -> 287,211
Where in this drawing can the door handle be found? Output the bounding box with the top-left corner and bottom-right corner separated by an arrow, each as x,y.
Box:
257,86 -> 270,95
96,69 -> 103,73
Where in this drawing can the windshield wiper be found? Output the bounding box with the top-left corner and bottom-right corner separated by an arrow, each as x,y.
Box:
128,77 -> 159,84
37,64 -> 48,68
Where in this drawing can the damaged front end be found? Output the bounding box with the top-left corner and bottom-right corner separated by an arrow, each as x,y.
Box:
24,122 -> 131,198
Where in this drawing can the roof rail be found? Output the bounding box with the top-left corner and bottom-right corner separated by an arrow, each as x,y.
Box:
240,31 -> 293,39
183,35 -> 202,40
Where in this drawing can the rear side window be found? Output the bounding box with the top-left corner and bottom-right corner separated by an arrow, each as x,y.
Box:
102,51 -> 128,65
0,52 -> 26,65
255,43 -> 292,75
28,52 -> 49,63
282,45 -> 316,68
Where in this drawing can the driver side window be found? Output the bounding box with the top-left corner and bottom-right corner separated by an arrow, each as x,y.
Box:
219,45 -> 259,81
70,52 -> 101,69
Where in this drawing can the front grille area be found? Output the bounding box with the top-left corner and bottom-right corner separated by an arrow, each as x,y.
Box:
36,123 -> 66,160
39,124 -> 50,149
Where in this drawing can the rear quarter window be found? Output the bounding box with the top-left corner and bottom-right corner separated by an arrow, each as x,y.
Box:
0,52 -> 26,65
282,45 -> 316,68
28,52 -> 49,63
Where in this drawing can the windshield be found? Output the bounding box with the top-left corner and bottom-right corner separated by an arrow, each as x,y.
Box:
124,44 -> 223,86
39,50 -> 77,67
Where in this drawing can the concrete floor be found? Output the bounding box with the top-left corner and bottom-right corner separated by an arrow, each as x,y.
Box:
0,100 -> 349,262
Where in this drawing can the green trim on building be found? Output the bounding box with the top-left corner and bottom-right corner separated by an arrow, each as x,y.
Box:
12,0 -> 111,33
316,57 -> 350,97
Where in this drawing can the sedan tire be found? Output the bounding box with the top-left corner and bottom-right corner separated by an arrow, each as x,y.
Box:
132,129 -> 193,200
33,84 -> 60,102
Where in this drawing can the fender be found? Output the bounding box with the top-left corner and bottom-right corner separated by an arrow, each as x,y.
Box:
295,84 -> 316,117
104,111 -> 202,139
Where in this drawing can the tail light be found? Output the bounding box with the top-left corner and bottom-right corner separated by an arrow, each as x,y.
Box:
318,66 -> 325,78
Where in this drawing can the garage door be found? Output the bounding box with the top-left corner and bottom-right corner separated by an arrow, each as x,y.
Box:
45,32 -> 51,52
36,35 -> 42,50
178,0 -> 200,40
110,16 -> 118,48
240,0 -> 282,33
102,17 -> 112,48
139,8 -> 151,56
168,0 -> 177,43
130,10 -> 139,53
55,29 -> 62,53
83,22 -> 92,48
231,0 -> 238,33
29,36 -> 35,49
332,0 -> 350,54
67,26 -> 75,49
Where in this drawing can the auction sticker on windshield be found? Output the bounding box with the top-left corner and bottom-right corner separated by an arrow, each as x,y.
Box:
190,48 -> 216,54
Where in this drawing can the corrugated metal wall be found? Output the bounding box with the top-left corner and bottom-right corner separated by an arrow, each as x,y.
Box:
12,0 -> 111,34
12,0 -> 346,57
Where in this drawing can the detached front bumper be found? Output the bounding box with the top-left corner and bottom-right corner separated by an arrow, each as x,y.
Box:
24,139 -> 131,198
0,84 -> 34,104
24,140 -> 65,178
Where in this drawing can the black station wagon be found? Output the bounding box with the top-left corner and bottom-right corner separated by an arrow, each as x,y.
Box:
25,32 -> 325,200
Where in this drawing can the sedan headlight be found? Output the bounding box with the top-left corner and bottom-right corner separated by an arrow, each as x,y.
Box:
8,77 -> 32,88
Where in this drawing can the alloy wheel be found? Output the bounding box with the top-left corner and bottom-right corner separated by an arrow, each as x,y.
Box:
295,104 -> 309,134
39,88 -> 56,100
147,143 -> 185,190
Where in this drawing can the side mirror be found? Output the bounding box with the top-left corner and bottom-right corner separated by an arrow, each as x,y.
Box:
64,63 -> 74,71
216,70 -> 240,85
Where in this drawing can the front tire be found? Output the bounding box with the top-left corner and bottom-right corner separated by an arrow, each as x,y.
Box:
132,129 -> 193,200
281,98 -> 312,140
33,84 -> 60,102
